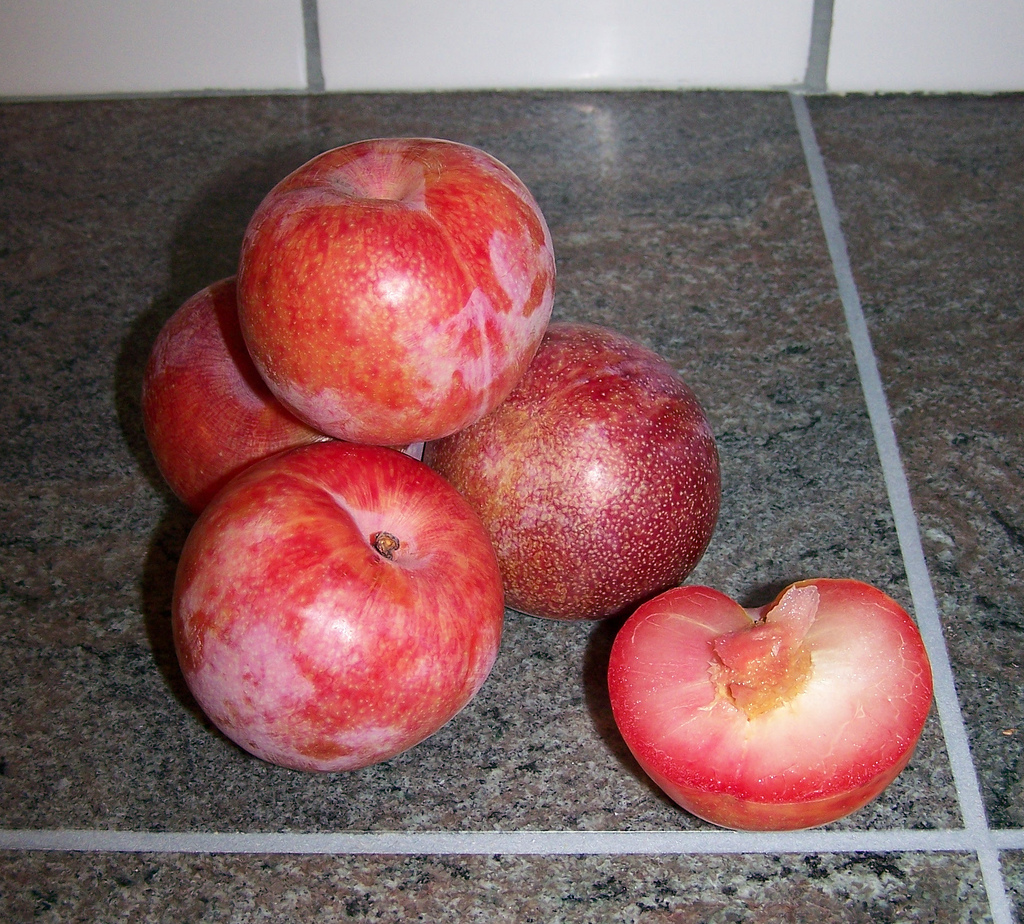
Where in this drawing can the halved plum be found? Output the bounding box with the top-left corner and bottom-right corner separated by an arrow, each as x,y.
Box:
607,579 -> 934,830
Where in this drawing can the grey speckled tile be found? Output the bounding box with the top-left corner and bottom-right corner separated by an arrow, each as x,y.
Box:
0,92 -> 957,836
0,850 -> 993,923
809,94 -> 1024,830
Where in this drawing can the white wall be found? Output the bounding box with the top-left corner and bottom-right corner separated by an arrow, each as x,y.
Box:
0,1 -> 307,97
828,0 -> 1024,93
316,0 -> 813,91
1,0 -> 1022,98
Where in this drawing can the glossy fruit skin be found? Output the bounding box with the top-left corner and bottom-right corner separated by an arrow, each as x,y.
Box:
141,277 -> 328,513
236,138 -> 555,446
424,322 -> 721,621
172,441 -> 505,772
607,579 -> 934,830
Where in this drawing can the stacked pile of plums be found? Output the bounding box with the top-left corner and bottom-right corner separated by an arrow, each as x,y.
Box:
142,138 -> 931,831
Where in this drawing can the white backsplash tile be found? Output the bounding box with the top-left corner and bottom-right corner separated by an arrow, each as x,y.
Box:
0,0 -> 307,98
829,0 -> 1024,93
316,0 -> 815,91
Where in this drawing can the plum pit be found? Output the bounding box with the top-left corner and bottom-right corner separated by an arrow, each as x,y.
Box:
709,584 -> 819,718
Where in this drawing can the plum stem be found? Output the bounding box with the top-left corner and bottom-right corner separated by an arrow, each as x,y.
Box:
709,584 -> 820,718
372,531 -> 400,560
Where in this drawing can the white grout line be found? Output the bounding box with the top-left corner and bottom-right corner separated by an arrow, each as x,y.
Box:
301,0 -> 325,93
789,91 -> 1018,924
803,0 -> 835,93
2,826 -> 1022,856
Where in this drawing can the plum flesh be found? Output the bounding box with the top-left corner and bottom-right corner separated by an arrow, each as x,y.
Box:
607,578 -> 934,830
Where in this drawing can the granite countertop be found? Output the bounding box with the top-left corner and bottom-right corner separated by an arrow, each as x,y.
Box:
1,90 -> 1021,922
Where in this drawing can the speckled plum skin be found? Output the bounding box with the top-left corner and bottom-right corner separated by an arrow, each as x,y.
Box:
141,277 -> 328,513
607,580 -> 934,830
236,138 -> 556,446
171,441 -> 505,772
424,322 -> 721,621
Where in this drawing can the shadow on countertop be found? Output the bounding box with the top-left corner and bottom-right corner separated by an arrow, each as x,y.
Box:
111,142 -> 320,726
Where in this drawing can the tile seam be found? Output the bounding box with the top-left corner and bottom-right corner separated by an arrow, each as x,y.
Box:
302,0 -> 325,93
1,827 -> 1020,856
803,0 -> 835,93
788,91 -> 1016,924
